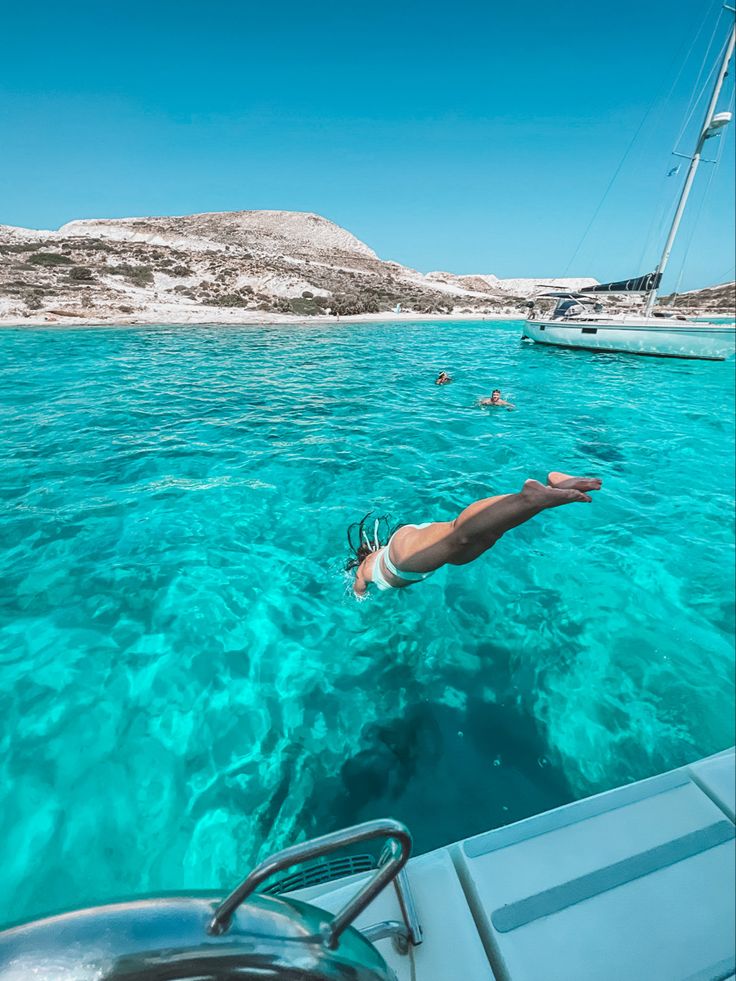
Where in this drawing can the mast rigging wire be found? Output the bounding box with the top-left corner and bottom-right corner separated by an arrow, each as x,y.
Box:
561,107 -> 661,277
714,264 -> 736,283
672,5 -> 726,153
669,82 -> 735,296
639,58 -> 735,278
561,2 -> 722,278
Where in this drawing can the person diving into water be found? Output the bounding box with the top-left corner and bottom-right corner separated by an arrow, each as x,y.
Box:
347,472 -> 602,597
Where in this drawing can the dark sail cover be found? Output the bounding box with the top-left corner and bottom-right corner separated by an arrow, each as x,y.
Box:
581,271 -> 662,293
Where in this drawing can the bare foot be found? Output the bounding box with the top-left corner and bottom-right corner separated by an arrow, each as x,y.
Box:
547,471 -> 602,493
521,478 -> 593,507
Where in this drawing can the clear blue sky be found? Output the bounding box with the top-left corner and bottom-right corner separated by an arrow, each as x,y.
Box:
1,0 -> 734,290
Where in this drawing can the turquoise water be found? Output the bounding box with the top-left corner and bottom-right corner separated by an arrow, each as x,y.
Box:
1,320 -> 734,927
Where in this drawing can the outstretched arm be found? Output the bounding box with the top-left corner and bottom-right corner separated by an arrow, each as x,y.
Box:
353,562 -> 369,597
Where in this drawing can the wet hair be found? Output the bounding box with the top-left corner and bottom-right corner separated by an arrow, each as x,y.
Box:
491,389 -> 501,397
346,512 -> 400,571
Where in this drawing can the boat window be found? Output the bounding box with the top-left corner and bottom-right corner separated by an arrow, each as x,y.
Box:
555,299 -> 585,318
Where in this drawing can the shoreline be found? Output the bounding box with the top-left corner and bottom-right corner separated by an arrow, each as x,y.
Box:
1,309 -> 734,329
0,310 -> 524,329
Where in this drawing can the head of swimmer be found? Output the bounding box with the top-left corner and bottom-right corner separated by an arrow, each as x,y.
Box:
490,389 -> 502,402
436,371 -> 450,385
346,536 -> 377,572
346,513 -> 395,571
355,541 -> 374,565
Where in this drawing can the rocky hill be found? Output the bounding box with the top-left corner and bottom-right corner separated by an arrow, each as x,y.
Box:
1,209 -> 731,325
660,281 -> 736,314
0,210 -> 599,324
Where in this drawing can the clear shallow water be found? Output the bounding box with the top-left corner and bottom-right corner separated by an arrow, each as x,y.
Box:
0,320 -> 733,927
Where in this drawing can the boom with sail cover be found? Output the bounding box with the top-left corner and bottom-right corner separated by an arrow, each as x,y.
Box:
580,272 -> 662,293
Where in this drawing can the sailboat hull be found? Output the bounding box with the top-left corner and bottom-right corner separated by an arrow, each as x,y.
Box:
522,318 -> 736,361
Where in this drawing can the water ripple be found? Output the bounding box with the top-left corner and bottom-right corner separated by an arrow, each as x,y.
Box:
0,320 -> 733,926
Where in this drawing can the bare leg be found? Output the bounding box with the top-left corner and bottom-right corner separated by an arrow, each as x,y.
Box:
388,473 -> 601,574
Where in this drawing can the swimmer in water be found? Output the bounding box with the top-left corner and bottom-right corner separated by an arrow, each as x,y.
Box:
348,472 -> 601,597
480,389 -> 514,409
435,371 -> 452,386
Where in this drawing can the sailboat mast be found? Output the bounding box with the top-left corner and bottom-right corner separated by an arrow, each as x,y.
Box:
644,15 -> 736,316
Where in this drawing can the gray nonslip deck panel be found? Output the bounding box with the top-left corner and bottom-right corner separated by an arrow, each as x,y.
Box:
681,957 -> 736,981
490,821 -> 735,933
464,770 -> 689,858
688,751 -> 736,821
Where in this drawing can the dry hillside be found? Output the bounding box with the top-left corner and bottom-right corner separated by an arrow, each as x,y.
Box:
0,210 -> 594,324
1,209 -> 730,324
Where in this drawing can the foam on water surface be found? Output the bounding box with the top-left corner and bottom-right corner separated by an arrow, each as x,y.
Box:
0,320 -> 733,926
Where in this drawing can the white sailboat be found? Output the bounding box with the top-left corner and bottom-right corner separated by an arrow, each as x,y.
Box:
523,10 -> 736,361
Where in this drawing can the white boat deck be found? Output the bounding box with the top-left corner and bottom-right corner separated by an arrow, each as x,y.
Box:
291,749 -> 736,981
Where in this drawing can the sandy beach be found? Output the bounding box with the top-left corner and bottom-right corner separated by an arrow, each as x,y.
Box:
0,309 -> 523,328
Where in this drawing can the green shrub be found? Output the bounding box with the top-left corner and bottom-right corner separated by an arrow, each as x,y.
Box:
80,240 -> 112,252
69,266 -> 94,282
211,293 -> 249,308
0,242 -> 42,254
29,252 -> 73,266
331,293 -> 380,316
108,263 -> 154,287
289,297 -> 320,315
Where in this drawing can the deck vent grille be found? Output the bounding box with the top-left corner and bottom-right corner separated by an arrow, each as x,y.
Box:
263,854 -> 377,894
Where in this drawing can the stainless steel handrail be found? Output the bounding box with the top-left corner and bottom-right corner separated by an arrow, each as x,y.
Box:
207,818 -> 412,950
393,866 -> 423,946
380,840 -> 423,946
361,920 -> 410,955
